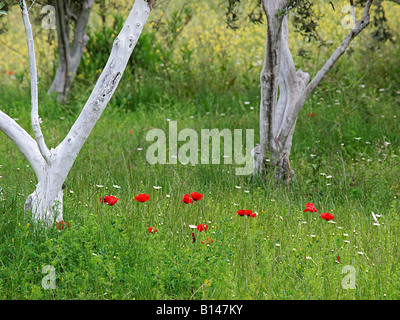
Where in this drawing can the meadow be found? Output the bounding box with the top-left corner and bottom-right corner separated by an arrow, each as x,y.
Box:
0,0 -> 399,299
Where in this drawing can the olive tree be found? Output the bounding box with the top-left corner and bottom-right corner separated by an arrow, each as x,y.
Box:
247,0 -> 374,184
0,0 -> 156,226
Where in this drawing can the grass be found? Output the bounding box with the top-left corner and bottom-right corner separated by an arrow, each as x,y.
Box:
0,1 -> 400,300
1,77 -> 399,299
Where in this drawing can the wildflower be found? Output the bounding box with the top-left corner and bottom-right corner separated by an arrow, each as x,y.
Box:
202,237 -> 213,245
197,224 -> 208,232
147,227 -> 158,233
8,71 -> 12,75
181,194 -> 193,204
237,209 -> 254,217
309,113 -> 315,117
135,193 -> 150,202
304,203 -> 317,213
55,221 -> 70,230
237,210 -> 245,216
100,195 -> 119,206
190,192 -> 203,201
320,212 -> 334,221
237,209 -> 248,216
337,255 -> 340,263
192,232 -> 196,243
249,211 -> 258,218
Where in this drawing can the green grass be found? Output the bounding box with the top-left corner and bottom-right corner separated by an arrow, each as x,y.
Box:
1,78 -> 399,299
1,16 -> 400,299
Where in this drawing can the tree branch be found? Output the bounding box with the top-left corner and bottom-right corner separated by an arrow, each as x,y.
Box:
55,0 -> 153,183
304,0 -> 373,101
19,0 -> 51,163
0,111 -> 46,181
276,0 -> 373,147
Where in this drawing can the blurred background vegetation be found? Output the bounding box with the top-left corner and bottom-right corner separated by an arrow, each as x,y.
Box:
0,0 -> 399,105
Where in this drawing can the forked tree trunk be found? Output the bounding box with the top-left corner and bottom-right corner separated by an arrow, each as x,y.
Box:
49,0 -> 94,103
0,0 -> 155,226
253,0 -> 373,184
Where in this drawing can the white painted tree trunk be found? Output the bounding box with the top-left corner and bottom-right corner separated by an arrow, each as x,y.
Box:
0,0 -> 154,226
253,0 -> 373,184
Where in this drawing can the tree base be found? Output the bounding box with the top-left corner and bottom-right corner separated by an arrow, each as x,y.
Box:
252,144 -> 295,185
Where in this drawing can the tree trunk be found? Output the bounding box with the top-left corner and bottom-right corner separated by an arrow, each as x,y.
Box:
0,0 -> 154,226
49,0 -> 94,103
253,0 -> 373,185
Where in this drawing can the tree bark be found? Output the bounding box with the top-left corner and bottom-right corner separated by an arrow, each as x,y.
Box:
253,0 -> 373,184
49,0 -> 94,103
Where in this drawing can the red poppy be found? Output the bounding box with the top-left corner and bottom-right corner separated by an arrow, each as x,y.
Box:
135,193 -> 150,202
192,232 -> 196,243
190,192 -> 203,201
201,237 -> 213,245
304,202 -> 317,212
8,71 -> 12,75
55,220 -> 70,230
309,113 -> 315,117
320,212 -> 334,221
100,195 -> 119,206
129,130 -> 133,133
197,224 -> 208,232
237,209 -> 253,217
337,255 -> 340,263
249,211 -> 258,218
147,227 -> 158,233
181,194 -> 193,204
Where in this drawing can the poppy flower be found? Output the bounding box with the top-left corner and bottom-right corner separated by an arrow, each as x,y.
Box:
337,255 -> 341,263
100,195 -> 119,206
320,212 -> 334,221
197,224 -> 208,232
147,227 -> 158,233
55,220 -> 70,230
181,194 -> 193,204
237,209 -> 253,217
249,211 -> 258,218
135,193 -> 150,202
8,71 -> 12,75
191,232 -> 196,243
201,237 -> 213,245
304,202 -> 317,212
190,192 -> 203,201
